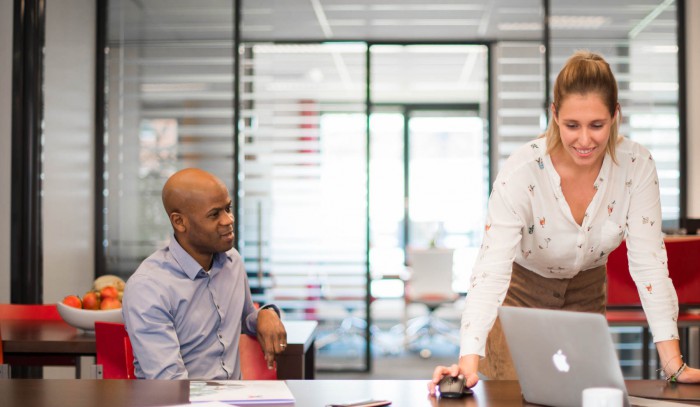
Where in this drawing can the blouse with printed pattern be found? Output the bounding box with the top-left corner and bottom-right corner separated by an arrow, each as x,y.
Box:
460,136 -> 679,358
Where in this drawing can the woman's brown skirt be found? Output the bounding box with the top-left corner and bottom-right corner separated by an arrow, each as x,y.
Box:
479,262 -> 607,380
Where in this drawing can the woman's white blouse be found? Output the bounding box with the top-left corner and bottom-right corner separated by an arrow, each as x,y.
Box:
460,137 -> 679,357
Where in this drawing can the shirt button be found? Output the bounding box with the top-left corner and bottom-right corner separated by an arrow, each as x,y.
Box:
217,305 -> 220,310
553,292 -> 561,299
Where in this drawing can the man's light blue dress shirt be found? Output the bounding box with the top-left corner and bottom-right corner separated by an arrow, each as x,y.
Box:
122,236 -> 267,379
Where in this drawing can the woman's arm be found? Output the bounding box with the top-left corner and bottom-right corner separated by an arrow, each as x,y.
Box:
623,148 -> 699,384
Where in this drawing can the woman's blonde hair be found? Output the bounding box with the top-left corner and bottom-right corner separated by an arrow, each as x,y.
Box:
544,50 -> 621,163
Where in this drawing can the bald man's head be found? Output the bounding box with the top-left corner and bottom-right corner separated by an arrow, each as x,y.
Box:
162,168 -> 235,267
162,168 -> 226,216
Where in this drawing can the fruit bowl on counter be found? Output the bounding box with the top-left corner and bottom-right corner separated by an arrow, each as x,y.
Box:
56,302 -> 123,333
57,274 -> 126,333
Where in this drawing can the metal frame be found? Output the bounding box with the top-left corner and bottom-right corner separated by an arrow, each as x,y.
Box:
10,0 -> 45,305
10,0 -> 46,379
95,0 -> 107,276
678,0 -> 688,227
233,0 -> 242,251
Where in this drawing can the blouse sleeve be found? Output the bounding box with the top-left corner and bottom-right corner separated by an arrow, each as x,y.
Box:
459,181 -> 525,357
625,155 -> 679,342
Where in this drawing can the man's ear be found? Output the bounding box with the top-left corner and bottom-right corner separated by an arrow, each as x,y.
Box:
170,212 -> 187,233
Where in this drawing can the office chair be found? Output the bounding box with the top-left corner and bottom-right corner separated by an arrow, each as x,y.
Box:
238,302 -> 277,379
239,333 -> 278,380
94,321 -> 135,379
403,248 -> 460,357
313,283 -> 378,356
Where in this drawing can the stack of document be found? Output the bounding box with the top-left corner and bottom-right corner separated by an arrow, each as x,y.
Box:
190,381 -> 295,405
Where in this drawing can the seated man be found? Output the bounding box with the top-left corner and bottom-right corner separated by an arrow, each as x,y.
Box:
122,168 -> 287,379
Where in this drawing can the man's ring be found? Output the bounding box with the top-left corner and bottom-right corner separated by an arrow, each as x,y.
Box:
280,343 -> 287,348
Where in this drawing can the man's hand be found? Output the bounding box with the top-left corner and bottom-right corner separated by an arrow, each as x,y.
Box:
256,308 -> 288,369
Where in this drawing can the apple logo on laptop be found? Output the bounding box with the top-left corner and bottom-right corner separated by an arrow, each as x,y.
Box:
552,349 -> 570,372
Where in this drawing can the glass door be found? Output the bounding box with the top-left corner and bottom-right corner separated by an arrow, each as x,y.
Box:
369,105 -> 487,357
369,107 -> 487,293
406,109 -> 486,292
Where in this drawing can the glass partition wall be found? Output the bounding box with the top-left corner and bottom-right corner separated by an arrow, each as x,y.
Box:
104,0 -> 237,275
101,0 -> 681,374
238,43 -> 369,369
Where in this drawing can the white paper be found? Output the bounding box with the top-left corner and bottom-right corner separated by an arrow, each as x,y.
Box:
168,402 -> 237,407
629,396 -> 698,406
190,380 -> 295,405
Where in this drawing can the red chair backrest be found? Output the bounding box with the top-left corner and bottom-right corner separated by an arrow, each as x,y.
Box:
239,333 -> 277,380
95,321 -> 135,379
607,237 -> 700,307
0,304 -> 62,320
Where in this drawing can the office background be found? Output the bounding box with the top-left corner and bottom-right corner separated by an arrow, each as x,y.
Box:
1,0 -> 699,375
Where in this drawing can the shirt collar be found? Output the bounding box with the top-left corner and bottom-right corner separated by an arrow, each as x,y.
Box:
168,235 -> 225,280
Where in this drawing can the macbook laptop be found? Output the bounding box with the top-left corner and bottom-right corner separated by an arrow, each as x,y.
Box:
498,306 -> 630,407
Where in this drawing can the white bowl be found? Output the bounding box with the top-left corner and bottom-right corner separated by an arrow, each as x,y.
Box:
56,302 -> 123,332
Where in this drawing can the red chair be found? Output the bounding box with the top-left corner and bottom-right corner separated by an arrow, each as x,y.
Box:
239,309 -> 279,381
238,303 -> 278,380
239,333 -> 277,380
94,321 -> 135,379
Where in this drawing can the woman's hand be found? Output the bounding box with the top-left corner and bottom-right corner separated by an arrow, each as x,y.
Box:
655,340 -> 700,383
427,355 -> 480,396
675,365 -> 700,383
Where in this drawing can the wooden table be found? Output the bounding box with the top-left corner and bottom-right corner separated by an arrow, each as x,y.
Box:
0,379 -> 699,407
277,320 -> 317,380
1,319 -> 317,380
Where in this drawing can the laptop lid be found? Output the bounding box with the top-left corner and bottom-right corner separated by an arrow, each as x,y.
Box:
498,306 -> 630,407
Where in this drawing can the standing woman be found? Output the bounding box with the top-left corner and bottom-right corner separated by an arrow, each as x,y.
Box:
429,50 -> 699,393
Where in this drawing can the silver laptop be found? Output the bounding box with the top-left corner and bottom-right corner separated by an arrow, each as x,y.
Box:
498,306 -> 630,407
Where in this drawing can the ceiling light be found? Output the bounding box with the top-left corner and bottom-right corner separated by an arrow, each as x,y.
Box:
498,22 -> 542,31
549,15 -> 608,29
498,15 -> 608,31
141,83 -> 208,92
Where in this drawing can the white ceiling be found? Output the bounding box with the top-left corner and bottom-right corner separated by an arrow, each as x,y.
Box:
110,0 -> 677,43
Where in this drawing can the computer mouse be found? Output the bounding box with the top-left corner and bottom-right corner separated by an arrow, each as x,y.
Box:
438,374 -> 472,398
